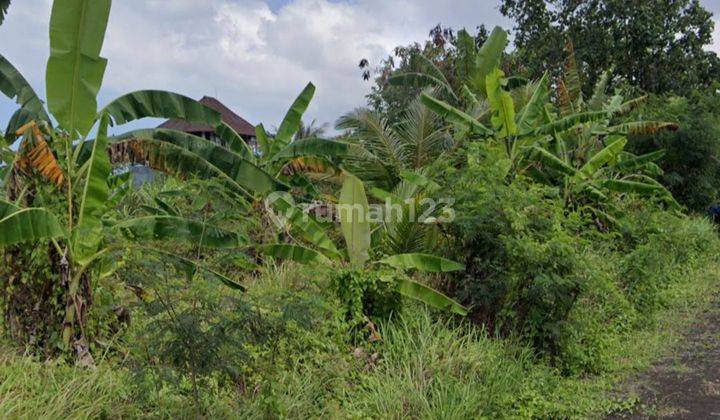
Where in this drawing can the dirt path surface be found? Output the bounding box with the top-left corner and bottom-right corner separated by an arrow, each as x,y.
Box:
616,297 -> 720,418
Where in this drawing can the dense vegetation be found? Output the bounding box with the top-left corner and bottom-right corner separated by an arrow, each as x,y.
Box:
1,0 -> 720,417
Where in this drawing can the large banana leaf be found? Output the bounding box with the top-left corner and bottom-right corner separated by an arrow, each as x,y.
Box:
380,253 -> 465,272
469,26 -> 508,93
114,129 -> 284,195
216,122 -> 253,159
533,111 -> 607,136
102,90 -> 221,127
261,243 -> 329,265
272,138 -> 373,162
269,192 -> 340,258
601,179 -> 666,195
395,277 -> 468,316
604,121 -> 679,136
576,136 -> 627,180
256,124 -> 270,157
0,203 -> 64,247
270,82 -> 315,157
339,172 -> 371,267
420,93 -> 493,137
116,215 -> 246,249
486,68 -> 517,137
0,198 -> 20,218
73,113 -> 111,264
46,0 -> 111,138
416,54 -> 454,91
109,137 -> 249,196
615,150 -> 665,172
531,146 -> 576,176
0,54 -> 49,122
517,73 -> 549,135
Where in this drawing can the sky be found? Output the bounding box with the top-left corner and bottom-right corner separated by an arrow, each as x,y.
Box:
1,0 -> 720,135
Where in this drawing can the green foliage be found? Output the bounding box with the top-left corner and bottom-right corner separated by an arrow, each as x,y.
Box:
46,0 -> 111,138
331,268 -> 402,322
500,0 -> 720,94
628,91 -> 720,211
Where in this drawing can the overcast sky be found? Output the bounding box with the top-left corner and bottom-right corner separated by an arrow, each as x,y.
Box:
1,0 -> 720,135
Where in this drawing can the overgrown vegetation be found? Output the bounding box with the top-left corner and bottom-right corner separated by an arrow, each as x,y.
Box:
2,0 -> 720,417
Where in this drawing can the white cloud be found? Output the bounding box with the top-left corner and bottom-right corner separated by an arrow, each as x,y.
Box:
0,0 -> 509,132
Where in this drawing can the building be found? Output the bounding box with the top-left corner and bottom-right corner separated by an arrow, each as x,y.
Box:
131,96 -> 257,186
158,96 -> 257,151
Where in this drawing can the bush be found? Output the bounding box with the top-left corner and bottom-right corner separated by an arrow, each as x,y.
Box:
433,144 -> 588,357
629,90 -> 720,212
331,268 -> 403,324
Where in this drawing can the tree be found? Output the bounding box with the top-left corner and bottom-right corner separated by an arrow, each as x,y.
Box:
500,0 -> 720,94
0,0 -> 249,358
262,173 -> 468,318
360,24 -> 490,122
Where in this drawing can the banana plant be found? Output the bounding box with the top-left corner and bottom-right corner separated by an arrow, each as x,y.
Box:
109,83 -> 370,198
530,135 -> 679,213
388,26 -> 511,107
0,0 -> 249,355
262,172 -> 468,316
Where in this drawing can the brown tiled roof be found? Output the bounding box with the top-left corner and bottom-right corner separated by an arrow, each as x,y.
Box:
158,96 -> 256,137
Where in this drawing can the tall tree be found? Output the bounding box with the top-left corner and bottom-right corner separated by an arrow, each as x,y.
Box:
360,25 -> 489,121
500,0 -> 720,94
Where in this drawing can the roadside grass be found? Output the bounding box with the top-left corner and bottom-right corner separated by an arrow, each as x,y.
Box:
0,223 -> 718,418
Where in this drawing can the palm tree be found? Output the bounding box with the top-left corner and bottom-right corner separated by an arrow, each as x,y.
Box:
336,96 -> 451,190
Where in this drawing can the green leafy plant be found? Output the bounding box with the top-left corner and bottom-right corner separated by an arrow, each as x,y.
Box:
0,0 -> 247,357
264,172 -> 467,318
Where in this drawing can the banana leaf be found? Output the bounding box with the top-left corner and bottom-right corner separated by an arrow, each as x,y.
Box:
0,54 -> 49,122
533,111 -> 607,136
46,0 -> 111,138
469,26 -> 508,93
380,253 -> 465,272
486,68 -> 517,137
116,215 -> 246,249
339,172 -> 371,267
272,137 -> 372,162
270,82 -> 315,156
73,113 -> 112,264
102,90 -> 221,127
420,93 -> 493,137
256,124 -> 270,157
0,204 -> 64,247
576,136 -> 627,180
517,73 -> 549,134
216,122 -> 253,159
530,146 -> 576,176
395,277 -> 468,316
269,192 -> 340,258
113,129 -> 284,195
261,243 -> 329,265
604,121 -> 679,136
614,150 -> 666,172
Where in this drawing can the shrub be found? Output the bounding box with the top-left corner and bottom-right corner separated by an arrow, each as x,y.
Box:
434,144 -> 588,357
629,90 -> 720,212
331,268 -> 403,324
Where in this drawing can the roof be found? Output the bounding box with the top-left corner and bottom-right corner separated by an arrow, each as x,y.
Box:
158,96 -> 256,137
